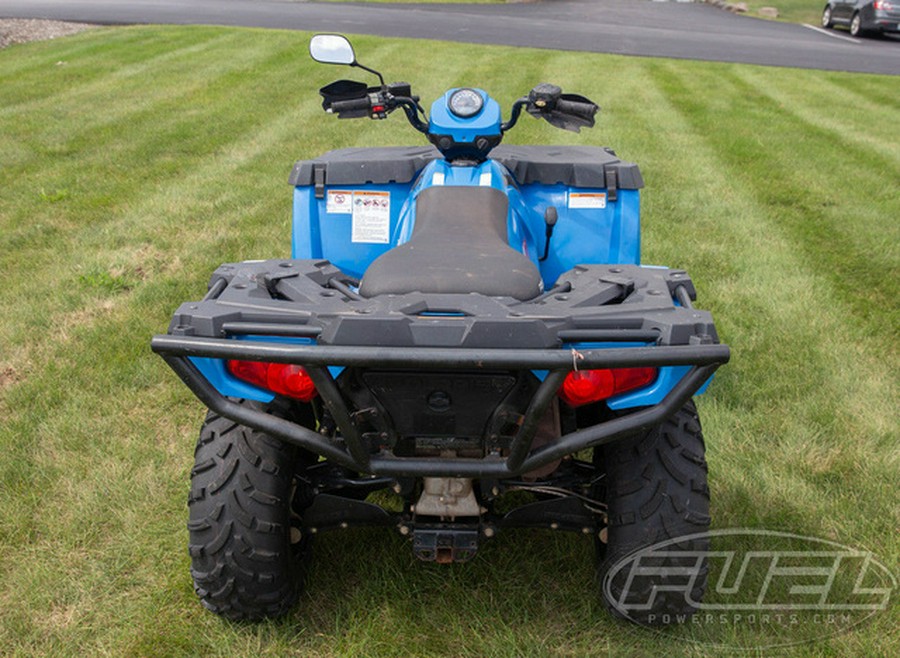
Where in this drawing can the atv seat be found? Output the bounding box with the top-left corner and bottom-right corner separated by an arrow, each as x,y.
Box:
359,186 -> 543,301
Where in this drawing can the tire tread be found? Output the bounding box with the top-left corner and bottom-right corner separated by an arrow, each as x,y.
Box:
598,401 -> 711,624
187,406 -> 304,621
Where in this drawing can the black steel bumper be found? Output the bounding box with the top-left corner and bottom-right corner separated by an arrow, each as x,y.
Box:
151,335 -> 729,478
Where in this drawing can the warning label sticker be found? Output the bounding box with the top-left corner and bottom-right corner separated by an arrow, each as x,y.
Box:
326,190 -> 353,214
568,192 -> 607,209
351,191 -> 391,244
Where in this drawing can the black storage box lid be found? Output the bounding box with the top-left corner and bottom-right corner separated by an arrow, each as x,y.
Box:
289,147 -> 440,186
289,145 -> 642,190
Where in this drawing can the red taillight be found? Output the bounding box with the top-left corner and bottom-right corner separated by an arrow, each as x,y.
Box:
558,367 -> 657,407
874,0 -> 891,9
227,360 -> 318,402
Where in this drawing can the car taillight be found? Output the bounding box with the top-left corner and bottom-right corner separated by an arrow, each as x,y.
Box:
558,367 -> 657,407
874,0 -> 890,9
227,360 -> 318,402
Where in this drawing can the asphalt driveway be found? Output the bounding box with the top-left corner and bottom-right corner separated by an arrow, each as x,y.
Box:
0,0 -> 897,74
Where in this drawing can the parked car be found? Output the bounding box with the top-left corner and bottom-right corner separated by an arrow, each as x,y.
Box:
822,0 -> 900,37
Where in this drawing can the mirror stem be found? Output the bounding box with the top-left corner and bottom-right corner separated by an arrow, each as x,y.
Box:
352,62 -> 385,87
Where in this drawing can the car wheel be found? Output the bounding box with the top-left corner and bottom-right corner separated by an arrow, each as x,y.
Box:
850,12 -> 864,37
821,6 -> 833,28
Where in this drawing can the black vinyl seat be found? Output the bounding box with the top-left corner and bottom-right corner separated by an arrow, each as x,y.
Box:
359,186 -> 543,301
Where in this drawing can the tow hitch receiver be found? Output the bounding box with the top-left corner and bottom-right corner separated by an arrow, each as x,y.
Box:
413,525 -> 479,564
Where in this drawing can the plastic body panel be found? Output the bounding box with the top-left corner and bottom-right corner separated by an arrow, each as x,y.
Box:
291,147 -> 641,289
516,185 -> 640,286
292,182 -> 415,280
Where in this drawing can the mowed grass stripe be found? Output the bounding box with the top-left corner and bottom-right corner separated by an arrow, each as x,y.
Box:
608,60 -> 897,548
665,63 -> 899,344
0,32 -> 336,357
0,29 -> 311,226
0,32 -> 333,553
751,72 -> 900,165
0,28 -> 237,113
734,67 -> 900,321
644,58 -> 897,342
0,32 -> 498,433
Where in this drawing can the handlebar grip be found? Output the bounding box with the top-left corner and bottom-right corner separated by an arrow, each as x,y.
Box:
554,98 -> 598,120
330,97 -> 372,113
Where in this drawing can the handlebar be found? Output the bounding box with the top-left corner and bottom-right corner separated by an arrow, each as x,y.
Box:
320,81 -> 428,132
330,97 -> 372,113
502,88 -> 598,134
555,98 -> 599,121
391,96 -> 429,133
320,78 -> 596,136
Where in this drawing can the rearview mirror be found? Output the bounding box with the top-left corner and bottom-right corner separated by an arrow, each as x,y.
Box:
310,34 -> 356,66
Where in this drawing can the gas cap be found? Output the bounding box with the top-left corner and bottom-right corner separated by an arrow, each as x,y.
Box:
427,390 -> 452,412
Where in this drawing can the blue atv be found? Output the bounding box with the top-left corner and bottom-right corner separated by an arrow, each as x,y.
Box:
151,35 -> 730,624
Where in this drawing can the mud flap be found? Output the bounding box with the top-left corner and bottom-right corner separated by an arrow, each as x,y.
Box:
302,493 -> 393,530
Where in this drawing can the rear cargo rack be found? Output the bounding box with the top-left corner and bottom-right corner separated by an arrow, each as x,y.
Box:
152,339 -> 728,479
152,258 -> 729,478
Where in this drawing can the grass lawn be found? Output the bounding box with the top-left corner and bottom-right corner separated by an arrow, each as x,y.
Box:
1,25 -> 898,657
740,0 -> 826,24
313,0 -> 504,4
